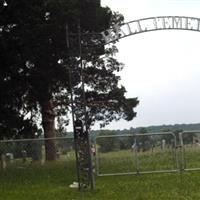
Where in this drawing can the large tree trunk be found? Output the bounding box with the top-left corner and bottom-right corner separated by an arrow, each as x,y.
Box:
41,100 -> 56,161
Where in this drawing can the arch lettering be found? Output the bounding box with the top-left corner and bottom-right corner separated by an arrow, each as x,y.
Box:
101,16 -> 200,44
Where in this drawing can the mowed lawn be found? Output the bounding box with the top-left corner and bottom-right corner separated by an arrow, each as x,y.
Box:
1,148 -> 200,200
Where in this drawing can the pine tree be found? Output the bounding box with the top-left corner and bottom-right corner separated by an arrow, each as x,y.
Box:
0,0 -> 139,160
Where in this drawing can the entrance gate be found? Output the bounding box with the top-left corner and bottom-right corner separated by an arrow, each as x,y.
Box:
73,15 -> 200,188
95,131 -> 200,176
94,16 -> 200,177
180,131 -> 200,171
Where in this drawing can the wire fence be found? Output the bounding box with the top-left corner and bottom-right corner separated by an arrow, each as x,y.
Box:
180,131 -> 200,171
1,131 -> 200,177
95,132 -> 178,176
95,131 -> 200,176
0,137 -> 75,170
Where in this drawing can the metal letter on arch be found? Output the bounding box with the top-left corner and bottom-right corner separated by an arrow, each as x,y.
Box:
101,16 -> 200,44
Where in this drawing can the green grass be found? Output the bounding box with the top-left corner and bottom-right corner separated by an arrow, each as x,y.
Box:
1,148 -> 200,200
97,148 -> 177,174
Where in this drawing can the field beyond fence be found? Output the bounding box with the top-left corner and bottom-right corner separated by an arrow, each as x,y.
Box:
1,131 -> 200,200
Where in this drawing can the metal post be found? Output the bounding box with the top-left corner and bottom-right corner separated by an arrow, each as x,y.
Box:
134,136 -> 139,174
179,132 -> 185,172
65,20 -> 95,191
78,21 -> 95,191
66,23 -> 81,190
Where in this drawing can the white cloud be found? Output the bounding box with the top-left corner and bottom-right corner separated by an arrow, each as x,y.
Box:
99,0 -> 200,130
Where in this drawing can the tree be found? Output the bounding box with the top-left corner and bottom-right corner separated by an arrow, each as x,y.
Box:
137,128 -> 152,152
0,2 -> 37,139
97,130 -> 120,153
0,0 -> 139,160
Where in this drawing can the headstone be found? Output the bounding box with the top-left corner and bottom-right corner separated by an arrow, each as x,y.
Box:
1,154 -> 7,169
21,150 -> 27,163
161,139 -> 166,149
5,153 -> 14,163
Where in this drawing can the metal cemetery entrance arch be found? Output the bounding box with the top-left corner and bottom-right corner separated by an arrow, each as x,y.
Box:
101,16 -> 200,44
75,16 -> 200,190
93,16 -> 200,177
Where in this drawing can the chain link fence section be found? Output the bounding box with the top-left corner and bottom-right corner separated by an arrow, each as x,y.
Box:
180,131 -> 200,171
95,132 -> 178,176
136,132 -> 178,173
0,137 -> 75,171
95,134 -> 137,176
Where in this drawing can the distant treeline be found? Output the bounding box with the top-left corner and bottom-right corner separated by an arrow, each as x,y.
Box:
61,123 -> 200,153
63,123 -> 200,139
89,123 -> 200,137
90,123 -> 200,153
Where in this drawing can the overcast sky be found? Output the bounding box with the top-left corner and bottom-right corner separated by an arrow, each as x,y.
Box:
97,0 -> 200,130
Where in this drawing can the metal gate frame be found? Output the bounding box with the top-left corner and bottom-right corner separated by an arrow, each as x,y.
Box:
95,132 -> 179,177
179,131 -> 200,172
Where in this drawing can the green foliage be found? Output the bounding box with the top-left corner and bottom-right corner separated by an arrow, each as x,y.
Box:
97,130 -> 133,153
118,136 -> 134,150
97,130 -> 120,153
91,123 -> 200,137
140,123 -> 200,133
0,0 -> 139,139
94,124 -> 200,154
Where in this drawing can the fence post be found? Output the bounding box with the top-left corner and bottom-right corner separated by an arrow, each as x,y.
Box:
134,136 -> 139,175
74,119 -> 95,191
178,132 -> 184,172
1,154 -> 6,170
